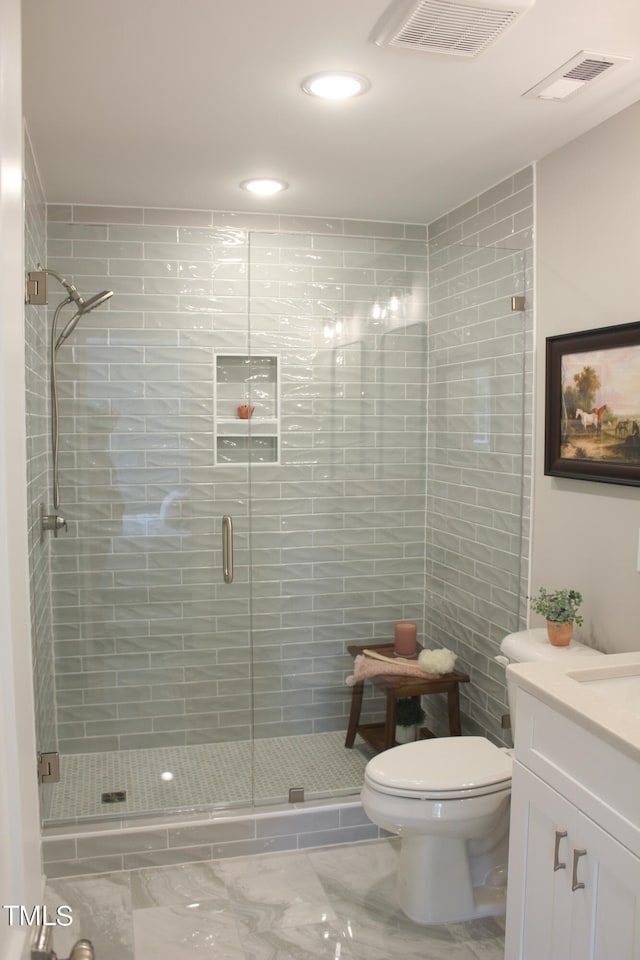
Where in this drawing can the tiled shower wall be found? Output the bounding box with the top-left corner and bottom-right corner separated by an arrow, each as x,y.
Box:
46,205 -> 429,754
24,130 -> 57,819
424,167 -> 534,745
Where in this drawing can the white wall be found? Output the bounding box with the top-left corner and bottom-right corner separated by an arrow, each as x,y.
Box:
0,0 -> 44,957
533,99 -> 640,651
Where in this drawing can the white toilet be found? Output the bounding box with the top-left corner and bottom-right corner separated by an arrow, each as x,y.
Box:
360,628 -> 603,925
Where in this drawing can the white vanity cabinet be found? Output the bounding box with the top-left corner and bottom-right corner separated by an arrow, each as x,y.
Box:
505,687 -> 640,960
507,762 -> 640,958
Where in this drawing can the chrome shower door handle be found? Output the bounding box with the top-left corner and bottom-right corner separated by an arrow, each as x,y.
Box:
222,515 -> 234,584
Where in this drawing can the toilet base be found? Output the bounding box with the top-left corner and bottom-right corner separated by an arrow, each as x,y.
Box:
396,834 -> 507,925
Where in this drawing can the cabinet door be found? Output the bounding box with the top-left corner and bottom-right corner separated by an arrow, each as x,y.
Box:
506,763 -> 640,960
506,762 -> 574,959
571,804 -> 640,960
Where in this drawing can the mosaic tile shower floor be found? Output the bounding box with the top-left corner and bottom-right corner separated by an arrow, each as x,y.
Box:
47,732 -> 374,822
46,838 -> 505,960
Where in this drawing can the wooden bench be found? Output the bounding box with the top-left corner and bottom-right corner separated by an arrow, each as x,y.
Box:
344,641 -> 470,754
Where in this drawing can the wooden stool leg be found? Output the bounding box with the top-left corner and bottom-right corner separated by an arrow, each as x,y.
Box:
447,682 -> 462,736
383,692 -> 398,749
345,681 -> 364,748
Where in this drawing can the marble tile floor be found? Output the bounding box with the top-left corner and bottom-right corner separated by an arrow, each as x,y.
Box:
45,837 -> 505,960
47,732 -> 374,823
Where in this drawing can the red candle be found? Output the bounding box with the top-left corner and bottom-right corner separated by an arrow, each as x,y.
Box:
394,621 -> 417,657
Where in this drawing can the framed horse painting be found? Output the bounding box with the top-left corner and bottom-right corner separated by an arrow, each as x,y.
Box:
545,320 -> 640,487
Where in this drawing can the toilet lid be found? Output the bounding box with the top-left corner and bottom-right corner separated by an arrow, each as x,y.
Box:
364,737 -> 512,800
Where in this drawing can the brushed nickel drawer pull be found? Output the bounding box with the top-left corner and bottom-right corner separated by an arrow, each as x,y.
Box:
554,830 -> 568,871
572,848 -> 587,891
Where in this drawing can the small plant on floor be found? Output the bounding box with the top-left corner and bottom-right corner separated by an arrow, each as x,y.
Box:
396,697 -> 426,729
528,587 -> 584,625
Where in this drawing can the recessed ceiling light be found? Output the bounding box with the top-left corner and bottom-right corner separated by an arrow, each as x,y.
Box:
240,178 -> 289,196
301,72 -> 370,100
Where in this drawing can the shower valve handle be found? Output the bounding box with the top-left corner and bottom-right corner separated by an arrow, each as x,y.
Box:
42,512 -> 68,537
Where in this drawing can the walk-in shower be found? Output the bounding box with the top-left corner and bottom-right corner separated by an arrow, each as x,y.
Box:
24,212 -> 529,835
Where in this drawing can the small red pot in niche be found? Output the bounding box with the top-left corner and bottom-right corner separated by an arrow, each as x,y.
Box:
237,405 -> 255,419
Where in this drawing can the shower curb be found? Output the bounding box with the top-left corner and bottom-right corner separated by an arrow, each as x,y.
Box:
42,797 -> 383,878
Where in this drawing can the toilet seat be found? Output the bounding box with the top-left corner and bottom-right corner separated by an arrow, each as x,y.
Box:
364,736 -> 512,800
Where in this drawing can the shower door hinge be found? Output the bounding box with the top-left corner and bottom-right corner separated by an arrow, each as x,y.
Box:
26,270 -> 48,305
510,295 -> 526,312
38,751 -> 60,784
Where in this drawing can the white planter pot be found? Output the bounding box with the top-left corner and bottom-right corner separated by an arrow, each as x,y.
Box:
395,724 -> 418,744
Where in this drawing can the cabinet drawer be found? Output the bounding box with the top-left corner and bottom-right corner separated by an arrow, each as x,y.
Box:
515,689 -> 640,856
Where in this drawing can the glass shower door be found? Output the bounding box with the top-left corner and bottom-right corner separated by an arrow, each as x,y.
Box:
46,224 -> 257,821
424,241 -> 530,743
246,229 -> 430,805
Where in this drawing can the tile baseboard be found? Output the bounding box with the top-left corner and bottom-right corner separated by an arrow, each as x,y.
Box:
43,797 -> 384,878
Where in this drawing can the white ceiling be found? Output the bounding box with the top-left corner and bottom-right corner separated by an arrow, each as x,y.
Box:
21,0 -> 640,224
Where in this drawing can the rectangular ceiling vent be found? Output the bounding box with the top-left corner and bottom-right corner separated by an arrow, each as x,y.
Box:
524,51 -> 631,102
372,0 -> 535,59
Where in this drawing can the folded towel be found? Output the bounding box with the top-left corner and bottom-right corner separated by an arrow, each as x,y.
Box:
346,652 -> 440,686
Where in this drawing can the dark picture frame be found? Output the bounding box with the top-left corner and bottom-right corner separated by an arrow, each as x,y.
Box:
545,321 -> 640,487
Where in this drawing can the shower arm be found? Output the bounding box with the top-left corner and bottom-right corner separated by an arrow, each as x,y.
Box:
42,267 -> 83,307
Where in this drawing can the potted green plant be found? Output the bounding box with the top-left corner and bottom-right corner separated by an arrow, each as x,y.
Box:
395,697 -> 426,743
528,587 -> 584,646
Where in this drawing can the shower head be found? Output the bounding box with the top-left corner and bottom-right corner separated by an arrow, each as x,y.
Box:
76,289 -> 114,316
54,289 -> 113,350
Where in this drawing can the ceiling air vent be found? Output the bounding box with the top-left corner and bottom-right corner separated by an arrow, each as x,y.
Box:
372,0 -> 535,59
523,51 -> 631,101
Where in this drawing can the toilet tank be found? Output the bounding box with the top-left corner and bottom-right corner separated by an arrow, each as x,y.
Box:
498,628 -> 603,734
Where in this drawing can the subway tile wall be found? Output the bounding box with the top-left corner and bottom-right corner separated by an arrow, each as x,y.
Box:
24,130 -> 58,819
424,167 -> 534,745
46,205 -> 429,754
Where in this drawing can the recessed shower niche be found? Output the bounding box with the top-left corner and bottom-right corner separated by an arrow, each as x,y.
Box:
215,353 -> 279,464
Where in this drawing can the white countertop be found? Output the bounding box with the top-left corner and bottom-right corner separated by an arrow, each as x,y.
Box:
508,651 -> 640,763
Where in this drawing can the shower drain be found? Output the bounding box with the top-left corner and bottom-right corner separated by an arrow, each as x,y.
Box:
101,790 -> 127,804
